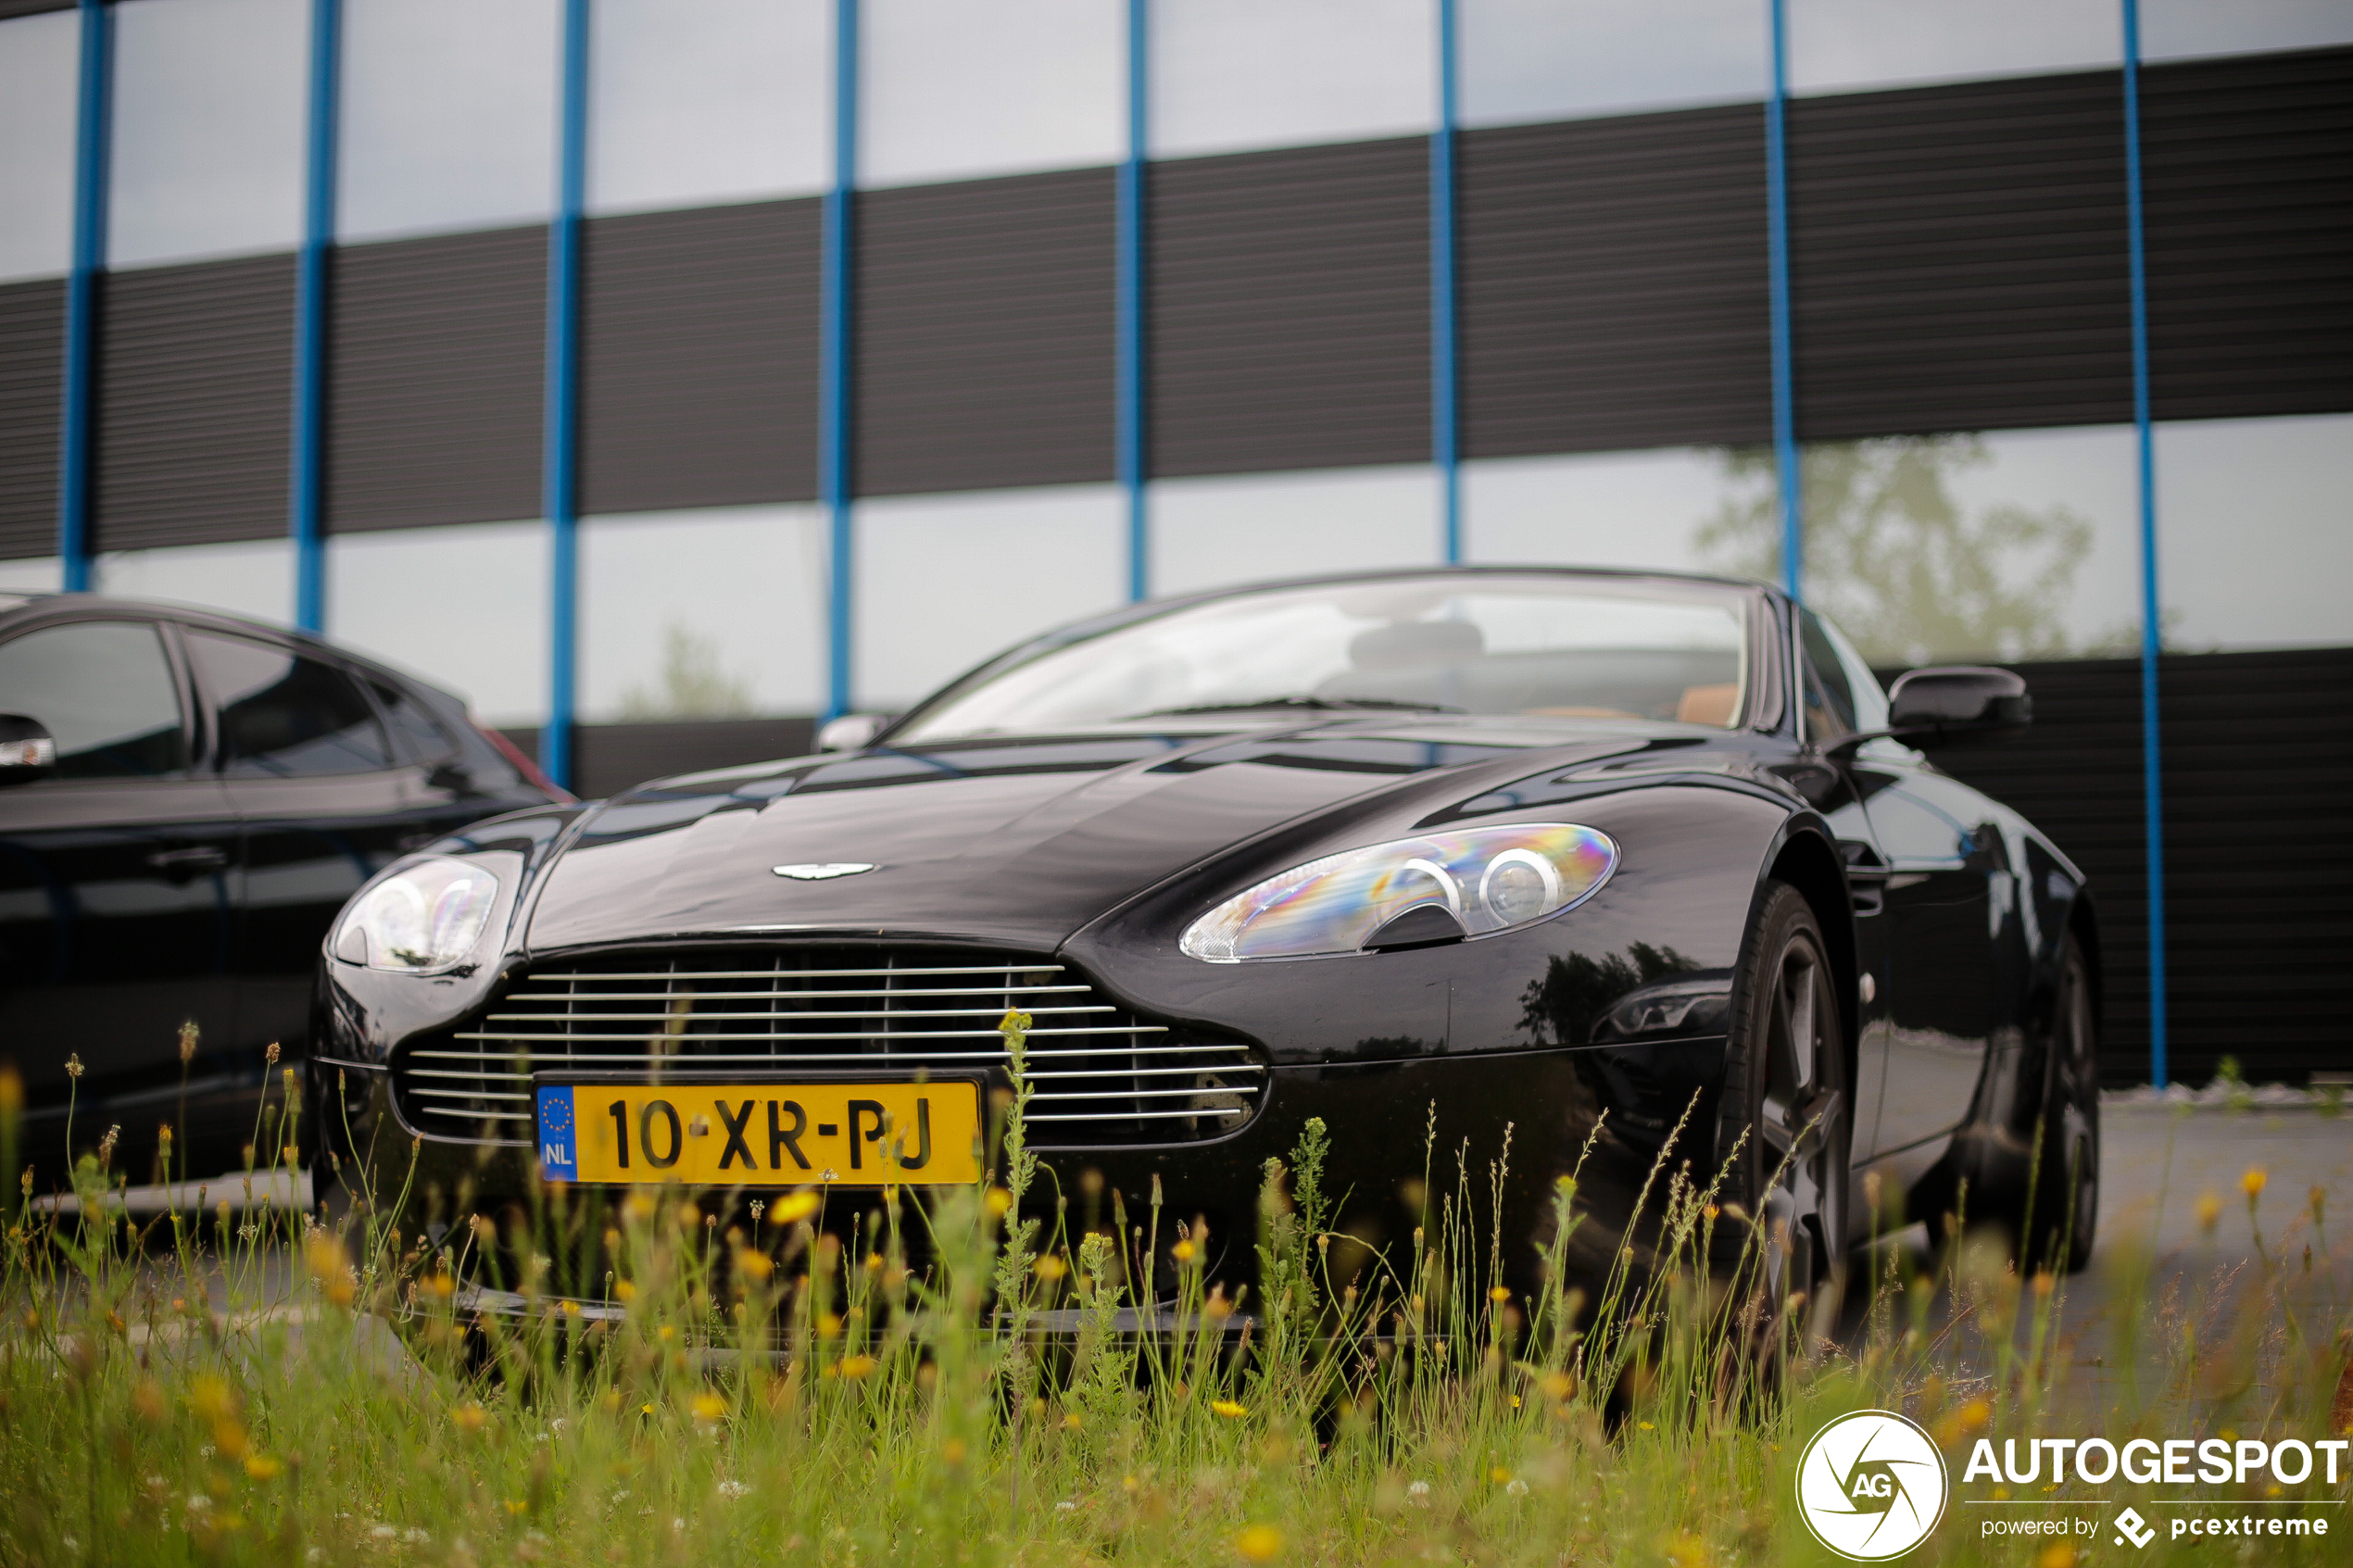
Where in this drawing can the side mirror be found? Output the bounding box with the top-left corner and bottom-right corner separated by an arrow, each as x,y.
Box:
1885,667 -> 2032,747
815,712 -> 893,753
0,714 -> 57,785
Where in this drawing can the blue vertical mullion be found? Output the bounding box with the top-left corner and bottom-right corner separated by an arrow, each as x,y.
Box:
821,0 -> 859,717
1764,0 -> 1800,602
1430,0 -> 1460,563
290,0 -> 340,633
2121,0 -> 2168,1088
1117,0 -> 1147,601
541,0 -> 589,789
57,0 -> 113,594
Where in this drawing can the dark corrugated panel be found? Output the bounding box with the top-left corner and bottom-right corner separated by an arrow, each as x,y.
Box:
579,198 -> 822,514
855,169 -> 1115,496
0,278 -> 62,560
2143,46 -> 2353,420
93,254 -> 294,551
327,226 -> 545,533
1459,104 -> 1773,457
1148,138 -> 1429,477
0,1 -> 73,17
570,716 -> 815,800
1788,71 -> 2133,439
1932,646 -> 2353,1088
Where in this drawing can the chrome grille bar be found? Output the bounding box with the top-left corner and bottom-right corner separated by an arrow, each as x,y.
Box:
395,947 -> 1264,1148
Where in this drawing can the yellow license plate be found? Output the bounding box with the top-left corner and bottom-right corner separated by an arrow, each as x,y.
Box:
534,1081 -> 982,1186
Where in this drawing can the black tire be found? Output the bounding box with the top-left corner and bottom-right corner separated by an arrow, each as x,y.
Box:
2022,933 -> 2100,1273
1716,882 -> 1853,1318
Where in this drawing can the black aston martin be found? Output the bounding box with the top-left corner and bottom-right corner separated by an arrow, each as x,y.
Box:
314,568 -> 2102,1305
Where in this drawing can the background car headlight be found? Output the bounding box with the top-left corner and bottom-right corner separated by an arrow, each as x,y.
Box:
1180,823 -> 1617,962
333,857 -> 501,973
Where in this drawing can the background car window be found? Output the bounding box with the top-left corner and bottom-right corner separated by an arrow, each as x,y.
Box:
369,679 -> 460,765
1799,610 -> 1858,742
186,632 -> 392,778
0,621 -> 189,779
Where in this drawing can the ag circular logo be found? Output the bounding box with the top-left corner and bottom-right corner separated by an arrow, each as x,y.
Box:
1795,1410 -> 1949,1560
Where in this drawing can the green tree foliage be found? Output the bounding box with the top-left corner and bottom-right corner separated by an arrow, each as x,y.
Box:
620,622 -> 757,720
1696,437 -> 2111,667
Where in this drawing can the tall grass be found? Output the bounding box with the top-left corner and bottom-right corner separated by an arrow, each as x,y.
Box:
1,1018 -> 2345,1566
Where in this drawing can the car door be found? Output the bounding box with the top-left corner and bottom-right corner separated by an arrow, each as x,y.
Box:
1855,765 -> 2001,1157
0,616 -> 242,1182
181,630 -> 418,1064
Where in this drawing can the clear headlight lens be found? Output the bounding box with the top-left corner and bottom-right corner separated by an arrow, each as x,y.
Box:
1180,822 -> 1617,962
333,857 -> 501,973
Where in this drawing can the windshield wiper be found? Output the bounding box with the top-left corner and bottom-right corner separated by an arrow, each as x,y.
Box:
1121,696 -> 1464,720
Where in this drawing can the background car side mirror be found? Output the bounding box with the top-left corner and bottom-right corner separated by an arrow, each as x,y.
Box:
816,713 -> 893,752
0,714 -> 57,785
1885,666 -> 2032,748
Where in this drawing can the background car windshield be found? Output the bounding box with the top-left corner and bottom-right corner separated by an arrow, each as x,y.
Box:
895,577 -> 1750,741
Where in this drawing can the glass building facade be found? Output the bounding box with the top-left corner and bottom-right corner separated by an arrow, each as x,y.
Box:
0,0 -> 2347,1082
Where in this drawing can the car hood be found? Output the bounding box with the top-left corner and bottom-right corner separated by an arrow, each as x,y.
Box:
521,722 -> 1680,955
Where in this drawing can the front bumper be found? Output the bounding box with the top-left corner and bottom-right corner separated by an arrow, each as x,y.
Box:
339,1030 -> 1729,1304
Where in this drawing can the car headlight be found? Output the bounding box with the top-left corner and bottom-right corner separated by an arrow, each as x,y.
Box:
1180,822 -> 1617,962
332,857 -> 501,973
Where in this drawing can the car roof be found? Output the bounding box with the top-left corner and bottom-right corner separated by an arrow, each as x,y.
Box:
0,592 -> 460,706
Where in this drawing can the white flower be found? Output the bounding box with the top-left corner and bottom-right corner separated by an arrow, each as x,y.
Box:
1055,1500 -> 1077,1513
1506,1478 -> 1530,1497
401,1528 -> 429,1545
186,1495 -> 214,1514
369,1524 -> 396,1540
610,1490 -> 629,1504
716,1481 -> 749,1499
673,1518 -> 686,1532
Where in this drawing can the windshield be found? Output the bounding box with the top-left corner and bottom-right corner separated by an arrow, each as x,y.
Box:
892,574 -> 1754,743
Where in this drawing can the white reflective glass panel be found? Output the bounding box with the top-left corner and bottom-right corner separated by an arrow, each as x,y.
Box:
2157,413 -> 2353,651
326,521 -> 549,725
0,10 -> 81,282
108,0 -> 308,270
338,0 -> 560,244
1789,0 -> 2119,96
94,537 -> 295,627
579,505 -> 826,721
862,0 -> 1121,187
0,556 -> 65,594
1151,0 -> 1436,160
1765,427 -> 2140,666
1150,465 -> 1441,599
854,483 -> 1126,710
2144,0 -> 2353,60
1463,447 -> 1735,573
1461,0 -> 1768,127
587,0 -> 830,215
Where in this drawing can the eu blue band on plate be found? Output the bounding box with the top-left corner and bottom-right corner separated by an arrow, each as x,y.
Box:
535,1085 -> 578,1180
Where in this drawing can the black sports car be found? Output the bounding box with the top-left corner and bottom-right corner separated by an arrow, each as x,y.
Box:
315,568 -> 2102,1304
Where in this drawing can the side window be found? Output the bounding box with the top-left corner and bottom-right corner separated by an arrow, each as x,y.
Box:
1798,611 -> 1856,742
0,621 -> 189,779
185,633 -> 392,778
1813,613 -> 1892,733
369,679 -> 459,765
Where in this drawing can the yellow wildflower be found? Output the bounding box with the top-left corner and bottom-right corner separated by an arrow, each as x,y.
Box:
1236,1524 -> 1283,1562
1211,1399 -> 1248,1419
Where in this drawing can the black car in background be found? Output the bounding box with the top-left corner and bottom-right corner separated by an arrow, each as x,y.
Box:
319,567 -> 2104,1312
0,595 -> 562,1189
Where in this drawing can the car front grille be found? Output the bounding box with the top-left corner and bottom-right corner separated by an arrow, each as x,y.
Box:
392,946 -> 1263,1150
